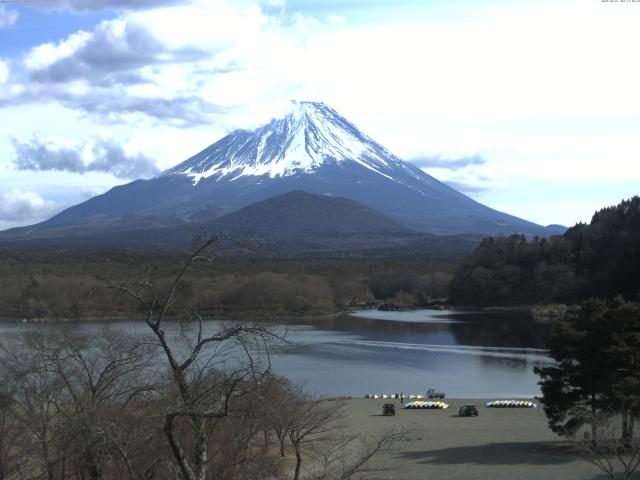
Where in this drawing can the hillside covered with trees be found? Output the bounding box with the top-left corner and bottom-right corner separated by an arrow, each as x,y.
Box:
450,197 -> 640,306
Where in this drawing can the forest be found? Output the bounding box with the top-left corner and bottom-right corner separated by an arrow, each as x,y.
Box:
450,196 -> 640,306
0,253 -> 456,320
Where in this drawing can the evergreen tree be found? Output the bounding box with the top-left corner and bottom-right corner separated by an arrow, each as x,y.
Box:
535,298 -> 640,444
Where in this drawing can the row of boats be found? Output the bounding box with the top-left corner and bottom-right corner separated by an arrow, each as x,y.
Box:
365,394 -> 425,399
404,401 -> 449,409
486,400 -> 538,408
402,400 -> 538,409
365,395 -> 538,409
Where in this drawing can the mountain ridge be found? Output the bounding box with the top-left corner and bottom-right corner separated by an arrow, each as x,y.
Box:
2,101 -> 565,240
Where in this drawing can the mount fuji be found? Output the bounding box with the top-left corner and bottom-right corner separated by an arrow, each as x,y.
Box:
2,101 -> 563,248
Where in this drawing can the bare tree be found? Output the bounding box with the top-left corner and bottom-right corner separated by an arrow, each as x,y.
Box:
261,375 -> 405,480
309,429 -> 405,480
284,393 -> 404,480
0,391 -> 27,480
0,334 -> 66,480
0,329 -> 160,480
581,413 -> 640,480
43,330 -> 157,480
204,396 -> 283,480
261,374 -> 296,457
286,396 -> 345,480
115,238 -> 283,480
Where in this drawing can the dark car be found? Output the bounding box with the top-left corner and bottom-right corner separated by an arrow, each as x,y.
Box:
383,403 -> 396,416
458,404 -> 479,416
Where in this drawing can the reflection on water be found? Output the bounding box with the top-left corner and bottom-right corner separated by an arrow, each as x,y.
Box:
0,309 -> 552,398
348,309 -> 463,323
270,309 -> 552,398
315,309 -> 549,350
338,340 -> 548,363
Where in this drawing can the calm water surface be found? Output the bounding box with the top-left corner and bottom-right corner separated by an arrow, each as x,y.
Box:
0,309 -> 550,398
272,309 -> 551,398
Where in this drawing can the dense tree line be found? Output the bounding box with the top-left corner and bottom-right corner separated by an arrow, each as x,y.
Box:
566,198 -> 640,299
0,254 -> 456,319
450,197 -> 640,306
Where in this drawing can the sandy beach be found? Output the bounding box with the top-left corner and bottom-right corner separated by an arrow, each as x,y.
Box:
332,398 -> 616,480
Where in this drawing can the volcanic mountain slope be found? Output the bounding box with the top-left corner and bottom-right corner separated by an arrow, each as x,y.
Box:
210,190 -> 407,238
207,191 -> 480,258
4,101 -> 564,239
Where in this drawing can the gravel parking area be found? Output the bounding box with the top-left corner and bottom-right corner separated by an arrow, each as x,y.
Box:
336,398 -> 618,480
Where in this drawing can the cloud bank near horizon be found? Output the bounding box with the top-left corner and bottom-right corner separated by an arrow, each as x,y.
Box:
12,136 -> 160,179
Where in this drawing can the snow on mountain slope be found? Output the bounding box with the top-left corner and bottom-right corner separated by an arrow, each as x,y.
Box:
163,101 -> 423,186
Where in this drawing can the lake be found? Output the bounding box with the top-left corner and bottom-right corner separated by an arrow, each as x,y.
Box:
0,308 -> 551,399
270,309 -> 550,398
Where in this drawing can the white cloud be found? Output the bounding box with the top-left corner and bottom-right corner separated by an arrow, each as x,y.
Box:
410,154 -> 487,171
260,0 -> 284,7
11,134 -> 161,179
0,60 -> 9,85
19,17 -> 223,126
24,30 -> 91,72
0,189 -> 61,226
327,14 -> 347,26
265,2 -> 639,166
24,18 -> 209,84
9,1 -> 640,140
8,1 -> 316,128
0,6 -> 18,29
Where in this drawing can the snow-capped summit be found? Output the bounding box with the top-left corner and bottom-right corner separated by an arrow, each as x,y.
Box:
163,101 -> 419,184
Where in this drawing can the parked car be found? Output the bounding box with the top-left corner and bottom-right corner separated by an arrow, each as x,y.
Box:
383,403 -> 396,416
459,404 -> 479,416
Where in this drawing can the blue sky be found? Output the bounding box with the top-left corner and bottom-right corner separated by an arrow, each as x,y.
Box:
0,8 -> 114,57
0,0 -> 639,230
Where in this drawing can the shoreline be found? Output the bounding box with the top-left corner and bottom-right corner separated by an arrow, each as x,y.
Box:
0,309 -> 348,324
0,302 -> 570,324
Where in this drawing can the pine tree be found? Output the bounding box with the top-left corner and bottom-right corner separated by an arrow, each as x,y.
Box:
535,298 -> 640,445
